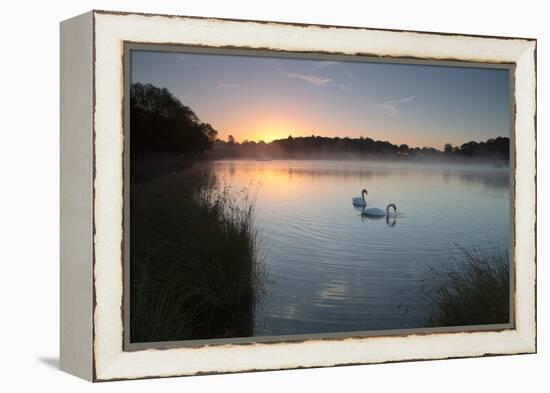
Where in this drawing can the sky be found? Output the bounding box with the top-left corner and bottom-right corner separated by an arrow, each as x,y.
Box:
131,49 -> 511,149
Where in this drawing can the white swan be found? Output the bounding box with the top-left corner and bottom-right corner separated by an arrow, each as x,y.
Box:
361,203 -> 397,217
352,189 -> 368,207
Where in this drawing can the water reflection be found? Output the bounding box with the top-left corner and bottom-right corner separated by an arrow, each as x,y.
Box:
213,160 -> 510,193
360,214 -> 398,227
203,160 -> 510,336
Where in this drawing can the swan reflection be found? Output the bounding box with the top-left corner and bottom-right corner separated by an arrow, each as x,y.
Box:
360,212 -> 398,227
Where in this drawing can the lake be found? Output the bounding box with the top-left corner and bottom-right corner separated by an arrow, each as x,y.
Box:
206,159 -> 510,336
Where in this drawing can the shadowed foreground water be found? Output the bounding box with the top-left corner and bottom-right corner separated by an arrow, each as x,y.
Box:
201,160 -> 510,336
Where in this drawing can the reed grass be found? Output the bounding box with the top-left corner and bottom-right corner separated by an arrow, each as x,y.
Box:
129,172 -> 264,343
420,246 -> 510,327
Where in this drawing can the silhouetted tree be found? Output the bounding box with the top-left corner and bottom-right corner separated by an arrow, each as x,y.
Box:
200,123 -> 218,143
444,143 -> 453,154
459,141 -> 479,157
130,83 -> 217,156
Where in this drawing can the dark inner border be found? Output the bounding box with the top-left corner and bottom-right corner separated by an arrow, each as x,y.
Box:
122,42 -> 516,352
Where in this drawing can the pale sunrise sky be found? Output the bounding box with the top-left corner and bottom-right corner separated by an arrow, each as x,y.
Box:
131,50 -> 511,149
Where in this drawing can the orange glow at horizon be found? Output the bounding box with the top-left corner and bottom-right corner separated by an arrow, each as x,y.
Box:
132,50 -> 511,152
215,110 -> 314,143
205,99 -> 448,147
247,128 -> 296,143
216,123 -> 443,150
207,96 -> 466,149
197,87 -> 452,148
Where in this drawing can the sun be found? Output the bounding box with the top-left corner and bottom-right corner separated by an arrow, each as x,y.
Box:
258,130 -> 288,143
249,124 -> 299,143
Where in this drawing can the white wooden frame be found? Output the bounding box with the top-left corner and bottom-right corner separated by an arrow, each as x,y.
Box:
60,10 -> 536,382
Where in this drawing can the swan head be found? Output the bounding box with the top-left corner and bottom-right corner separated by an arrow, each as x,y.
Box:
386,203 -> 397,215
361,189 -> 368,200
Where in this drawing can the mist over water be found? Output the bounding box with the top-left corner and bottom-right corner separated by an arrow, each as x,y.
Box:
201,159 -> 510,335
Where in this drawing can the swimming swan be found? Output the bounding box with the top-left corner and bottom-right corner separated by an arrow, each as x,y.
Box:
361,203 -> 397,217
352,189 -> 368,207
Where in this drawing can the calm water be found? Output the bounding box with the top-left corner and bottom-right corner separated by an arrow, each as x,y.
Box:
207,160 -> 510,336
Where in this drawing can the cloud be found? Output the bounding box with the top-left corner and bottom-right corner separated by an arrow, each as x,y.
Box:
218,83 -> 240,88
332,83 -> 350,91
384,96 -> 415,105
278,69 -> 331,86
277,68 -> 350,91
312,61 -> 353,81
312,61 -> 339,70
379,95 -> 415,116
379,103 -> 399,117
176,54 -> 190,62
174,54 -> 198,68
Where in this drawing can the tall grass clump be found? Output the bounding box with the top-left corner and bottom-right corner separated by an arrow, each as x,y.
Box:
130,172 -> 264,343
421,246 -> 510,327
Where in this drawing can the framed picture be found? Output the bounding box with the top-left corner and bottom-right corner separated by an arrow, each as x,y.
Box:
60,10 -> 537,381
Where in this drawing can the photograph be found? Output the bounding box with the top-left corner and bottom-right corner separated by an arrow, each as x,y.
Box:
127,47 -> 513,345
0,0 -> 544,388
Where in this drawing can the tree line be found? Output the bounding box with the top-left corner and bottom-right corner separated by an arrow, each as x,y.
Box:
130,82 -> 509,162
212,135 -> 510,161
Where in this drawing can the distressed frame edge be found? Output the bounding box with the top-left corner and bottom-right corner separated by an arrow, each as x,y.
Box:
59,11 -> 95,381
92,8 -> 537,42
123,43 -> 517,352
90,11 -> 537,381
512,40 -> 537,354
